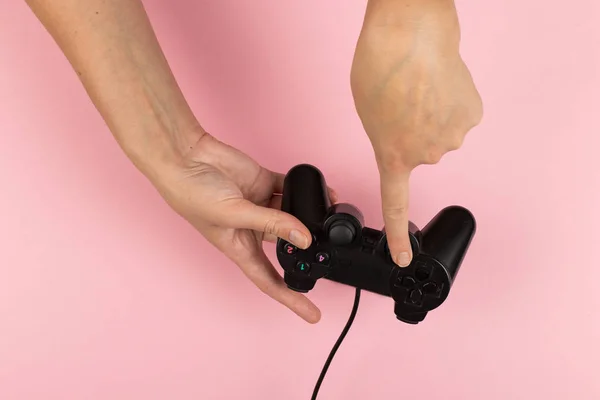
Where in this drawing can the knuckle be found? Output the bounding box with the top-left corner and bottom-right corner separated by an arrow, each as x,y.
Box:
471,109 -> 483,127
376,144 -> 412,172
379,153 -> 406,173
422,147 -> 444,164
447,134 -> 465,151
468,96 -> 484,127
262,217 -> 280,236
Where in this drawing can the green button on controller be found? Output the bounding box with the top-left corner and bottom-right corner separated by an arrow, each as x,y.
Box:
295,261 -> 311,274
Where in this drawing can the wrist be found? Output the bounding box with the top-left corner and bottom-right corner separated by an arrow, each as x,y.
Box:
116,115 -> 206,185
364,0 -> 460,38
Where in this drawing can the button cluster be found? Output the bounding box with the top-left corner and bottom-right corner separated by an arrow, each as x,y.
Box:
280,241 -> 330,276
393,262 -> 442,306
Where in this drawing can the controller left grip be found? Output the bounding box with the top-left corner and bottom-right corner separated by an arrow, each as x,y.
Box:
281,164 -> 331,229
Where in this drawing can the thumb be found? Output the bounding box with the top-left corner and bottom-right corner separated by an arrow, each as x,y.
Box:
218,198 -> 312,249
380,169 -> 413,267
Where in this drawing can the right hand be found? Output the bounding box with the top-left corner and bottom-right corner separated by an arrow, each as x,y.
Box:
149,131 -> 337,323
350,2 -> 483,267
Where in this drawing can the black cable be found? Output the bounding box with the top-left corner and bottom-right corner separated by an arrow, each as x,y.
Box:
311,288 -> 361,400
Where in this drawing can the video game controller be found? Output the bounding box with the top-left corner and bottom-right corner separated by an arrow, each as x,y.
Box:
276,164 -> 476,324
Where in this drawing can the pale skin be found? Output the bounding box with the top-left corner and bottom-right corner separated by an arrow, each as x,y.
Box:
24,0 -> 482,323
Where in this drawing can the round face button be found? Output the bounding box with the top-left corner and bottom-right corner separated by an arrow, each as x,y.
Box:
415,267 -> 430,281
315,252 -> 330,265
401,276 -> 416,288
408,289 -> 423,304
283,243 -> 297,255
422,282 -> 439,295
295,261 -> 311,274
394,275 -> 416,288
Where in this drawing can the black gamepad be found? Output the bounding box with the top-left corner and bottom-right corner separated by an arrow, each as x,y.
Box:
276,164 -> 476,324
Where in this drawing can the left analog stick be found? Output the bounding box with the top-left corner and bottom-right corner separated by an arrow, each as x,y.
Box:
328,220 -> 356,245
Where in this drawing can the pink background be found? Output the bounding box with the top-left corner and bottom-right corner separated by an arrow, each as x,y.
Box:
1,1 -> 599,399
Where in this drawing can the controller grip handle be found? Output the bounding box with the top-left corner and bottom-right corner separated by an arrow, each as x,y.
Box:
283,272 -> 316,293
281,164 -> 331,229
419,206 -> 477,279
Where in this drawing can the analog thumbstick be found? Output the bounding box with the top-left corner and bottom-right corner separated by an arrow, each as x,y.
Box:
328,220 -> 356,246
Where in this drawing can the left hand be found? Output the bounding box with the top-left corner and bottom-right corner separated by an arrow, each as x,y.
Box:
350,1 -> 483,267
151,132 -> 338,323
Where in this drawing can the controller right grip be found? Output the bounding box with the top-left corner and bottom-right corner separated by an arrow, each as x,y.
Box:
419,205 -> 477,280
281,164 -> 331,230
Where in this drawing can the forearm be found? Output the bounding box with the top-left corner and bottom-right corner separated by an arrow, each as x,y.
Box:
363,0 -> 460,40
25,0 -> 202,179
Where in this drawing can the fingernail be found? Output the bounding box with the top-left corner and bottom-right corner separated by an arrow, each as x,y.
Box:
395,252 -> 411,267
289,230 -> 309,249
